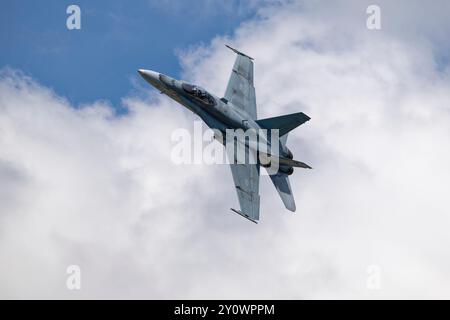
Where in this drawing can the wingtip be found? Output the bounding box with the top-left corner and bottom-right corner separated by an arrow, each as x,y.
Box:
230,208 -> 258,224
225,44 -> 254,60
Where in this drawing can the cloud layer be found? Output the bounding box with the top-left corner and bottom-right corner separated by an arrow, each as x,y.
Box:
1,0 -> 450,298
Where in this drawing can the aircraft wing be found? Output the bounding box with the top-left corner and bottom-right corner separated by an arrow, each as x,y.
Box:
224,45 -> 257,119
229,163 -> 260,223
227,137 -> 260,222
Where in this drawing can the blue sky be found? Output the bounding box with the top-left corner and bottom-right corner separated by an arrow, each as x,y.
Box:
1,0 -> 257,109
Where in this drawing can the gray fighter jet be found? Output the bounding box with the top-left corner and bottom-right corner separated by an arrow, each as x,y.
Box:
138,45 -> 311,223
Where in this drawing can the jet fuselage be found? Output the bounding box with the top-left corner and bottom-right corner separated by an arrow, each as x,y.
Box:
138,69 -> 282,156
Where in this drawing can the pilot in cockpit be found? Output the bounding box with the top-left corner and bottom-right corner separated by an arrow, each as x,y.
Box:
182,83 -> 215,105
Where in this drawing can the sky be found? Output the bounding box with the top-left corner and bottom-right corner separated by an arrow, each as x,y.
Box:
1,0 -> 450,299
0,0 -> 259,109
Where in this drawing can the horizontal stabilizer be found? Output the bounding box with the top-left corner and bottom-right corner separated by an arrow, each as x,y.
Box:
256,112 -> 310,137
269,174 -> 296,212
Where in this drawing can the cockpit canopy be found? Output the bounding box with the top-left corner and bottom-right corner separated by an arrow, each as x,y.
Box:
182,83 -> 215,106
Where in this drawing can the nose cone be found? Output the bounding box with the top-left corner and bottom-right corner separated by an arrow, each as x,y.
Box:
138,69 -> 161,87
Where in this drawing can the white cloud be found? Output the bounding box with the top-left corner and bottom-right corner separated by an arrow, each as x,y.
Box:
1,0 -> 450,299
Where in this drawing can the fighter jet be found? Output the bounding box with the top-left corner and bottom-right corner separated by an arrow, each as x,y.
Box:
138,45 -> 311,223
